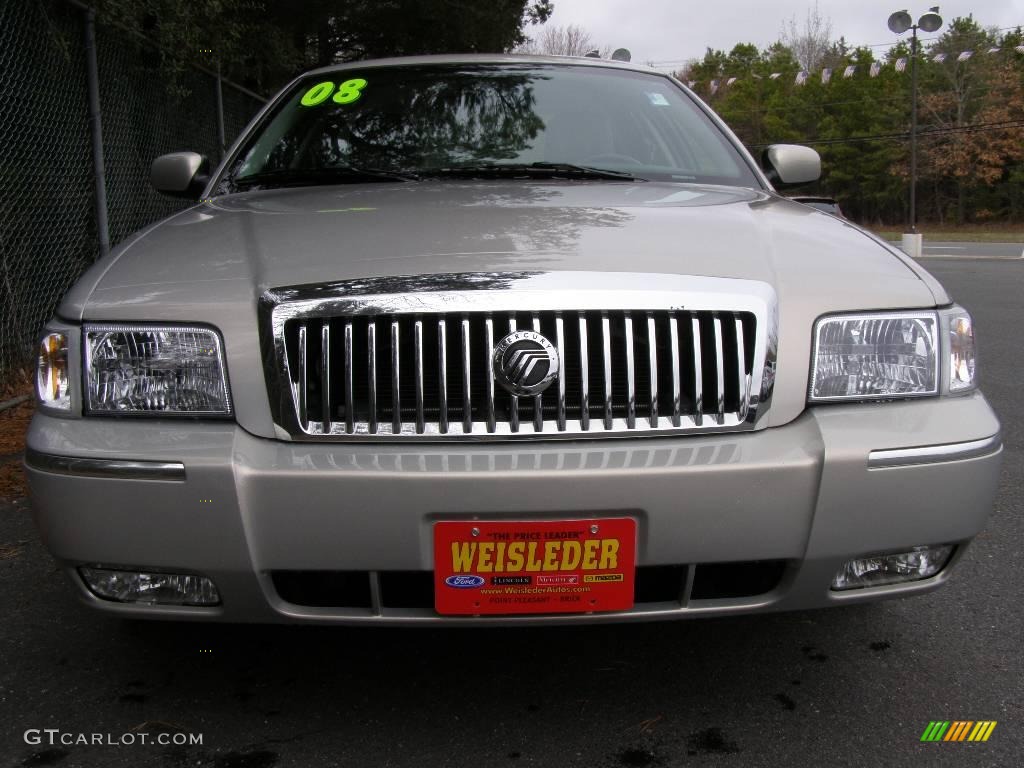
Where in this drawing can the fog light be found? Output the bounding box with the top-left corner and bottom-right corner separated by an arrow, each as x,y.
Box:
831,545 -> 954,590
80,567 -> 220,605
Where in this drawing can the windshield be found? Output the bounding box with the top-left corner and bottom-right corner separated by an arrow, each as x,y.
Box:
220,63 -> 760,191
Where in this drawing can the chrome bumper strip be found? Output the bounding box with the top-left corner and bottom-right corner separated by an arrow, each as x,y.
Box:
867,435 -> 1001,469
25,449 -> 186,481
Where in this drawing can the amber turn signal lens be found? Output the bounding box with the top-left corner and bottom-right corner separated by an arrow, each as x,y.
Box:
36,332 -> 70,410
948,311 -> 977,393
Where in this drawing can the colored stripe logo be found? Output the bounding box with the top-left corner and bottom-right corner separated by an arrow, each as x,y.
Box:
920,721 -> 997,742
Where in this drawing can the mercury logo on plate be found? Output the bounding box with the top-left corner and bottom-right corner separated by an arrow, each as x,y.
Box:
492,330 -> 560,397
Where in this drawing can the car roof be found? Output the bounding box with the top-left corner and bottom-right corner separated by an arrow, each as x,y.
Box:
303,53 -> 668,79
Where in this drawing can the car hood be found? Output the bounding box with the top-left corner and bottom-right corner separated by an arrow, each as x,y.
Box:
68,181 -> 939,308
62,181 -> 947,434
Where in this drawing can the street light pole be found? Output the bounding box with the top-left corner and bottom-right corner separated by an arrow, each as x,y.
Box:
888,8 -> 943,249
909,26 -> 918,233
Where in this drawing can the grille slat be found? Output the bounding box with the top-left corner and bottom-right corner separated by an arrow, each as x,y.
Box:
321,324 -> 331,433
647,313 -> 658,428
578,313 -> 590,431
624,313 -> 636,429
282,309 -> 759,439
601,314 -> 613,429
735,317 -> 749,421
555,314 -> 567,431
413,320 -> 425,433
508,316 -> 519,433
437,318 -> 448,434
297,324 -> 308,429
390,320 -> 400,433
367,321 -> 378,433
531,314 -> 544,431
484,316 -> 496,433
691,317 -> 704,427
669,313 -> 681,427
344,321 -> 354,432
713,316 -> 725,423
461,317 -> 472,433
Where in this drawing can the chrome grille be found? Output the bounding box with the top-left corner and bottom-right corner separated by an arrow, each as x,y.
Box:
260,272 -> 777,441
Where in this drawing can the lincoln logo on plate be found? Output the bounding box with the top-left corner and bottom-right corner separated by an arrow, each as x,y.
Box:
492,330 -> 559,397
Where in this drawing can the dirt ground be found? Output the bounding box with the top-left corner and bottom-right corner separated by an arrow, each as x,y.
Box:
0,382 -> 32,500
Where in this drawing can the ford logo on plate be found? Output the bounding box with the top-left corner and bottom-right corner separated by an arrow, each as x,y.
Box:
445,575 -> 485,589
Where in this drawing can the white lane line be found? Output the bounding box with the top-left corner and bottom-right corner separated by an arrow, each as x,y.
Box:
887,241 -> 1024,259
917,253 -> 1024,260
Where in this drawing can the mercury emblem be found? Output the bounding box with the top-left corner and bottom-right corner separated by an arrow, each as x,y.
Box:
492,330 -> 560,397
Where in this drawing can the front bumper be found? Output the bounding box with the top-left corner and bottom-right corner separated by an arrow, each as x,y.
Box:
26,393 -> 1001,625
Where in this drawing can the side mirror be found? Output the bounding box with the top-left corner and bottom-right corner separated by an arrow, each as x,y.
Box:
761,144 -> 821,188
150,152 -> 209,199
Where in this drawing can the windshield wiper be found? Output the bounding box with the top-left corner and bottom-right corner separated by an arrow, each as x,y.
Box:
420,162 -> 646,182
229,166 -> 420,191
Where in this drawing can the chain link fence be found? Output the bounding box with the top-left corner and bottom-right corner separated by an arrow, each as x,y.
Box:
0,0 -> 266,381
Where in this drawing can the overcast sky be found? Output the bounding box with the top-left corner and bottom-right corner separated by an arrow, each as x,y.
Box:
543,0 -> 1024,70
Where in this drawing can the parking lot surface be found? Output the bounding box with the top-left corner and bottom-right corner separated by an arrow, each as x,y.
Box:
1,257 -> 1020,768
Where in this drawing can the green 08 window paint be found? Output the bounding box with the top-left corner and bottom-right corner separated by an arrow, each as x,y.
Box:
299,78 -> 367,107
300,81 -> 335,106
333,78 -> 368,104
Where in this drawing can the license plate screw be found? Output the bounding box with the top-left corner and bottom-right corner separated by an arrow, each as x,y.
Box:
471,527 -> 480,537
590,524 -> 599,534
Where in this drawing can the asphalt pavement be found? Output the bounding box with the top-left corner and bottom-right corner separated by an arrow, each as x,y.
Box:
1,256 -> 1021,768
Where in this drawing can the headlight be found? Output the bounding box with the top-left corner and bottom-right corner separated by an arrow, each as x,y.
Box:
946,309 -> 977,393
36,332 -> 71,411
809,312 -> 938,401
84,325 -> 231,415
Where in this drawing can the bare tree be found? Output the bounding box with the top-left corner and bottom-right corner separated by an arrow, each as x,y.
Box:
781,3 -> 833,71
516,24 -> 606,57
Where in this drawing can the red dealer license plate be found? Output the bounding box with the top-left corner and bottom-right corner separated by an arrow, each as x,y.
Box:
434,518 -> 637,615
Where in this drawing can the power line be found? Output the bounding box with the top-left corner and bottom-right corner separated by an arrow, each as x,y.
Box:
729,94 -> 908,116
851,24 -> 1024,52
748,118 -> 1024,148
648,24 -> 1024,67
725,82 -> 1005,118
647,36 -> 938,65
